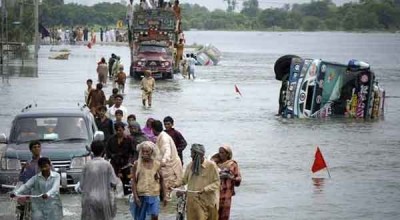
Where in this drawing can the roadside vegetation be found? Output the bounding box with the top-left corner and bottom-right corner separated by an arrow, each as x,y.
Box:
1,0 -> 400,44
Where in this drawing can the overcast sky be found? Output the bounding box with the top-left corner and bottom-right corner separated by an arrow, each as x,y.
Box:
65,0 -> 357,11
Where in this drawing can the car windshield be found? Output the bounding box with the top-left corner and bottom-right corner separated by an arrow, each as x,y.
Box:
11,116 -> 88,143
138,45 -> 167,53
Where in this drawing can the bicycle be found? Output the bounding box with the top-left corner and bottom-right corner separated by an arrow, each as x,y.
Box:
172,188 -> 200,220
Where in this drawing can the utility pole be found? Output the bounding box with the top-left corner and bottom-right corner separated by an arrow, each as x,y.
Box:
0,0 -> 5,66
19,0 -> 24,43
34,0 -> 39,63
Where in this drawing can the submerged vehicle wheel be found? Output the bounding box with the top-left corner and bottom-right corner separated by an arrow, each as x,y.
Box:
274,55 -> 300,81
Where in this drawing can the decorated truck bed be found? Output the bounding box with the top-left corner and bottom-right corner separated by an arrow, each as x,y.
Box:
275,55 -> 385,119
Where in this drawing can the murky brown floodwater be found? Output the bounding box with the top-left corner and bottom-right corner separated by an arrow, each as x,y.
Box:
1,31 -> 400,219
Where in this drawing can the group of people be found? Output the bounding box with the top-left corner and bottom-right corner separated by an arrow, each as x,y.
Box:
11,130 -> 241,220
40,26 -> 97,45
138,0 -> 180,10
180,53 -> 198,79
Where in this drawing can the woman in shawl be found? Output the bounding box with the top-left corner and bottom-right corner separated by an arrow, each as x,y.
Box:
211,145 -> 242,220
142,117 -> 157,143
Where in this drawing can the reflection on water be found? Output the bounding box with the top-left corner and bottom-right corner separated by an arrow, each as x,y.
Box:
0,31 -> 400,219
312,177 -> 325,194
0,58 -> 38,78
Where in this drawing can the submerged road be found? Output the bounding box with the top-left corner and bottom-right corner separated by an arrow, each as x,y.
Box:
1,31 -> 400,219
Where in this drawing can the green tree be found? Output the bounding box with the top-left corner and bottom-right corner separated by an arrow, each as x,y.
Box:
241,0 -> 259,17
341,11 -> 357,31
302,16 -> 321,31
258,8 -> 288,29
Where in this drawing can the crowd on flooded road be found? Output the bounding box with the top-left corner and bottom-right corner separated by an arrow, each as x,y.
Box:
11,120 -> 242,220
9,51 -> 242,220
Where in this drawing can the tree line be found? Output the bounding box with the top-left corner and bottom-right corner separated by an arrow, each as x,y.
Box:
181,0 -> 400,31
2,0 -> 400,43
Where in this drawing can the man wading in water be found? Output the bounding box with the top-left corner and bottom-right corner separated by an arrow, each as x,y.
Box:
106,122 -> 135,195
176,144 -> 220,220
140,70 -> 155,108
79,141 -> 118,220
130,141 -> 167,220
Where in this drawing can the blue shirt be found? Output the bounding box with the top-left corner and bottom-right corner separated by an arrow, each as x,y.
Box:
19,157 -> 40,183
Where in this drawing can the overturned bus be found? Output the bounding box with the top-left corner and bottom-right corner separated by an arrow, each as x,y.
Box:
275,55 -> 385,119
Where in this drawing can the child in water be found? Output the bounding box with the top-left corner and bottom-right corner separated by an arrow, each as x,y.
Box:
11,157 -> 63,220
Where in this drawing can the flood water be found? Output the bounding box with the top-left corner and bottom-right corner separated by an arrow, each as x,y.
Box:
1,31 -> 400,219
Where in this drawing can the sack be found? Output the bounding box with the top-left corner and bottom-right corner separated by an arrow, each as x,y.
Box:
114,178 -> 124,199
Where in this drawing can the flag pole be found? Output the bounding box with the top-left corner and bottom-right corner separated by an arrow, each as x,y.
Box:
324,147 -> 331,178
326,166 -> 331,178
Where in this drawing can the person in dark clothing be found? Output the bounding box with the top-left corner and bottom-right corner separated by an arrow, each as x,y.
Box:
83,27 -> 89,41
108,53 -> 117,79
106,122 -> 134,195
107,88 -> 119,108
128,121 -> 148,162
17,140 -> 42,220
100,28 -> 104,42
95,106 -> 114,143
158,0 -> 164,8
19,140 -> 42,183
87,83 -> 106,116
163,116 -> 187,165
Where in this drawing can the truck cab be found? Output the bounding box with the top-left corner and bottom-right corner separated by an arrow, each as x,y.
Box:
132,42 -> 173,79
275,55 -> 385,119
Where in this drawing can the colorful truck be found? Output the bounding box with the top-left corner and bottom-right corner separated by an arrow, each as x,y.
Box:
129,9 -> 178,80
275,55 -> 385,119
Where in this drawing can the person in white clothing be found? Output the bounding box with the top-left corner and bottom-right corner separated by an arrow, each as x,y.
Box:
105,30 -> 110,42
107,94 -> 128,121
151,120 -> 183,200
188,53 -> 197,79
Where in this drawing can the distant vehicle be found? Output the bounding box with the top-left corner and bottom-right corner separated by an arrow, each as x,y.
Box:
132,42 -> 174,80
0,106 -> 104,190
275,55 -> 385,119
194,44 -> 222,66
129,9 -> 177,80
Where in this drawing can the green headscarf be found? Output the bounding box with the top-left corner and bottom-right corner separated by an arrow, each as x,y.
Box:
191,143 -> 205,176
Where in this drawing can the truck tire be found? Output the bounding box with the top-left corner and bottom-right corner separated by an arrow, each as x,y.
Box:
167,72 -> 173,79
133,72 -> 142,80
274,55 -> 300,81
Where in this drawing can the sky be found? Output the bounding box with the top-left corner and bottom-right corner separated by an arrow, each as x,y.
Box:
65,0 -> 357,11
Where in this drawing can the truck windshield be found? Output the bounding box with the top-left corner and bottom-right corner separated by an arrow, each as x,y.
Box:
11,116 -> 88,143
139,45 -> 166,53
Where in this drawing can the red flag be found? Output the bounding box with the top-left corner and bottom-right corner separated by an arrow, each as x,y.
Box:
235,84 -> 242,96
311,147 -> 328,173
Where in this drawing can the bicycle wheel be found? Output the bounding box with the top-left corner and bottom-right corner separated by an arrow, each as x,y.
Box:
176,213 -> 184,220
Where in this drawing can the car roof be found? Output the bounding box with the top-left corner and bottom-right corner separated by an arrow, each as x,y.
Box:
15,107 -> 90,118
